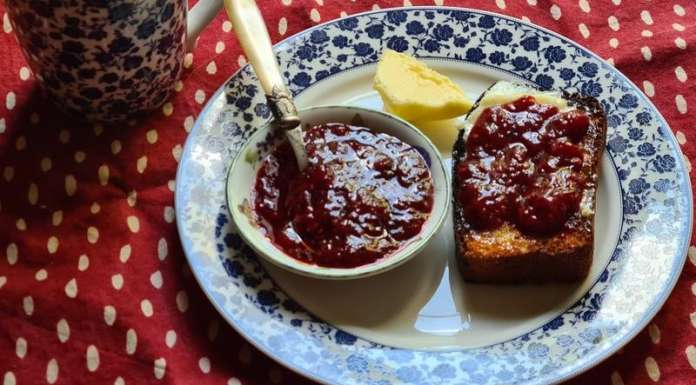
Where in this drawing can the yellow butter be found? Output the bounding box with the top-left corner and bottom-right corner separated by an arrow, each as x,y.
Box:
374,50 -> 473,122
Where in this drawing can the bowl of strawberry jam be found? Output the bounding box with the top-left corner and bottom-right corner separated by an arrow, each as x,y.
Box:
226,106 -> 449,279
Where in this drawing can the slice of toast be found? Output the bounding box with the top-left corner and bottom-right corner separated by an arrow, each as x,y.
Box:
452,82 -> 607,283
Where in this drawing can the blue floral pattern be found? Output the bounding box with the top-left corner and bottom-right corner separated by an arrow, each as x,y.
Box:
176,8 -> 691,385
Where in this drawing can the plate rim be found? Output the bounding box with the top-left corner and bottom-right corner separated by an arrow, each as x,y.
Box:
175,6 -> 693,385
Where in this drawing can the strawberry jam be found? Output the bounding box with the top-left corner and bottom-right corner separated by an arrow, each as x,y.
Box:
456,96 -> 590,235
253,123 -> 434,268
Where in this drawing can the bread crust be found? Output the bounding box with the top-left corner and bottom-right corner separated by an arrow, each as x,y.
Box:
452,88 -> 608,283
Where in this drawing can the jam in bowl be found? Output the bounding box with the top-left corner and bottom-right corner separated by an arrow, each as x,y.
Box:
226,106 -> 449,279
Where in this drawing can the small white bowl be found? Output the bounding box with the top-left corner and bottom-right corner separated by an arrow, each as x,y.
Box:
226,105 -> 449,280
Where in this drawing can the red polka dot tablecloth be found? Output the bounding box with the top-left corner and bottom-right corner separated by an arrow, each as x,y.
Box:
0,1 -> 694,384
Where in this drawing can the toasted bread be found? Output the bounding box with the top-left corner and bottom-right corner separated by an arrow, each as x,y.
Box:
452,82 -> 607,283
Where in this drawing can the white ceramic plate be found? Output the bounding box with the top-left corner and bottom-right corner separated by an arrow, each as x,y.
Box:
176,7 -> 692,385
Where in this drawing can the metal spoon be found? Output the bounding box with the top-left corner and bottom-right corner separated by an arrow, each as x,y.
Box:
224,0 -> 308,170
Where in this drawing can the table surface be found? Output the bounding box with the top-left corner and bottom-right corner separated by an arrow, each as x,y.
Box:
0,1 -> 694,384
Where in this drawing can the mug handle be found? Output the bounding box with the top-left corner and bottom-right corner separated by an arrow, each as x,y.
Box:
187,0 -> 224,50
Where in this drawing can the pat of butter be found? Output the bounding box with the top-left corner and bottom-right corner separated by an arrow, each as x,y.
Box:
374,50 -> 473,122
463,81 -> 568,138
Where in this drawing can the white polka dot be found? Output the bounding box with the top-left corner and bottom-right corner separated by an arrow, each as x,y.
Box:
127,190 -> 137,207
676,131 -> 687,146
339,11 -> 348,17
136,156 -> 147,173
641,30 -> 653,37
172,144 -> 182,162
579,0 -> 590,13
52,211 -> 62,226
93,124 -> 104,136
145,130 -> 159,145
673,23 -> 686,32
39,158 -> 51,173
640,10 -> 653,25
74,151 -> 86,163
65,175 -> 77,196
183,116 -> 194,132
154,358 -> 166,379
162,102 -> 173,117
6,92 -> 16,110
199,357 -> 211,373
115,377 -> 125,385
7,243 -> 17,265
15,136 -> 26,151
168,180 -> 176,191
687,345 -> 696,369
158,238 -> 168,260
608,16 -> 619,31
29,112 -> 39,124
65,278 -> 77,298
688,245 -> 696,265
78,254 -> 89,271
0,118 -> 5,133
685,156 -> 692,173
86,226 -> 99,243
641,46 -> 652,61
215,41 -> 225,54
57,319 -> 70,343
675,37 -> 687,49
111,140 -> 122,154
176,290 -> 189,312
371,4 -> 380,10
174,80 -> 183,92
3,372 -> 15,385
184,53 -> 193,69
127,215 -> 140,233
495,0 -> 506,9
141,299 -> 154,317
269,368 -> 283,384
648,323 -> 660,343
691,282 -> 696,295
15,337 -> 26,358
606,58 -> 615,66
104,305 -> 116,326
59,129 -> 70,144
27,183 -> 38,205
3,166 -> 13,181
675,66 -> 688,83
609,38 -> 619,48
90,202 -> 100,214
47,236 -> 59,254
282,0 -> 292,4
162,206 -> 175,223
208,319 -> 220,341
96,166 -> 109,187
205,60 -> 218,75
644,356 -> 659,381
165,330 -> 177,348
19,67 -> 30,81
310,8 -> 321,22
195,89 -> 206,104
520,16 -> 530,23
676,95 -> 687,114
15,218 -> 26,231
278,17 -> 287,35
222,20 -> 232,32
23,296 -> 33,316
120,244 -> 131,263
35,269 -> 47,281
674,4 -> 686,16
46,358 -> 58,384
237,54 -> 247,67
150,271 -> 163,289
86,345 -> 100,372
228,378 -> 241,385
315,0 -> 323,4
126,329 -> 137,355
611,371 -> 625,385
0,276 -> 6,289
112,274 -> 124,290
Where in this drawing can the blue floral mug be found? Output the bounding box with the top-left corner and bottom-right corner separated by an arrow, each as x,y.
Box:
6,0 -> 222,122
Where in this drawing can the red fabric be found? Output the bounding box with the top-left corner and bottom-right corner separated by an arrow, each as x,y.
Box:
1,1 -> 694,384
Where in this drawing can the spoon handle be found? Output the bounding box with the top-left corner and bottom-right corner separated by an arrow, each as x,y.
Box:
224,0 -> 300,130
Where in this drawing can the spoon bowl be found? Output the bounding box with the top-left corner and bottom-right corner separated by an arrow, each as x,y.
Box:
226,105 -> 450,280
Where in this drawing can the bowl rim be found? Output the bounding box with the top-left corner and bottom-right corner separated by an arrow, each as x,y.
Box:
226,105 -> 451,280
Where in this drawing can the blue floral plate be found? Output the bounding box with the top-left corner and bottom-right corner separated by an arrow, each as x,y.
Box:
175,7 -> 692,385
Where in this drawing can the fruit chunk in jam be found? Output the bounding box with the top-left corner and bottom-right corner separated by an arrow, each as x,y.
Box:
253,123 -> 434,268
456,96 -> 590,234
